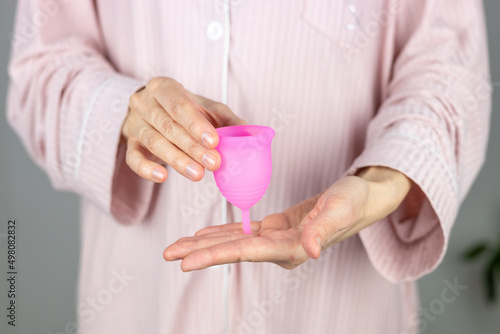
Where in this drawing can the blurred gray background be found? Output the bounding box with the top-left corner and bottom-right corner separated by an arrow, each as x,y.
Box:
0,1 -> 499,334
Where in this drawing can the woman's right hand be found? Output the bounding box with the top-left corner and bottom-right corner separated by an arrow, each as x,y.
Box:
122,77 -> 246,183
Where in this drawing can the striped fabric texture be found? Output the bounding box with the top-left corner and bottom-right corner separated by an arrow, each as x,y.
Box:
7,0 -> 490,333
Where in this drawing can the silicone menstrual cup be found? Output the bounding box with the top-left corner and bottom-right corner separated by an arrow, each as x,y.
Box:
214,125 -> 275,235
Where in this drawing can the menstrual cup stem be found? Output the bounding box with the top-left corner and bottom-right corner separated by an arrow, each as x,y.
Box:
242,209 -> 251,235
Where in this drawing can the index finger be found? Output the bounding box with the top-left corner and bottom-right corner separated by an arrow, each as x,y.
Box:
179,237 -> 282,272
194,221 -> 262,237
153,80 -> 219,148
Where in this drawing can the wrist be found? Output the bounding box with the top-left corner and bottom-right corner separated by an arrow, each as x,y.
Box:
355,166 -> 412,227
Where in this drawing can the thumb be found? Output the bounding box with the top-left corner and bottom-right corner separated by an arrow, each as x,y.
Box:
300,200 -> 350,259
300,211 -> 337,259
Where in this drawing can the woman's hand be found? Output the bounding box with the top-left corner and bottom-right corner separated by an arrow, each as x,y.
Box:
122,77 -> 246,182
163,166 -> 412,271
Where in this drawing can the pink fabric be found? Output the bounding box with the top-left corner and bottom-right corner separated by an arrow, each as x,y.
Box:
7,0 -> 490,333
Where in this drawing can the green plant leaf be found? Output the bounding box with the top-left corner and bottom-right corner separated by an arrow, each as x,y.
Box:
484,253 -> 500,304
484,261 -> 496,303
494,251 -> 500,274
463,242 -> 490,262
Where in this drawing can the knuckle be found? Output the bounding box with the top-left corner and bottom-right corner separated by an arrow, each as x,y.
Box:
166,78 -> 184,91
184,138 -> 201,156
168,95 -> 187,117
146,77 -> 165,91
141,131 -> 158,152
186,119 -> 204,137
159,115 -> 175,136
128,92 -> 142,109
163,150 -> 181,170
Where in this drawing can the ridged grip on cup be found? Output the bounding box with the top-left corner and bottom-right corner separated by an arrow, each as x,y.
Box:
214,125 -> 275,211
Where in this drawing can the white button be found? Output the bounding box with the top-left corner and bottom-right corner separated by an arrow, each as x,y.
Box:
206,21 -> 224,41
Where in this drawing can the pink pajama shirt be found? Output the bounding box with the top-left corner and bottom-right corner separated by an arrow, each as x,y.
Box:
7,0 -> 490,333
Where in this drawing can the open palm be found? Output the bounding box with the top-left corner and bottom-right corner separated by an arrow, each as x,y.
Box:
163,176 -> 374,271
164,212 -> 307,271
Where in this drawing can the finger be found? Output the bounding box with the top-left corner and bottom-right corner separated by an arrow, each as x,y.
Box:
139,136 -> 167,166
185,227 -> 248,239
300,209 -> 349,259
153,80 -> 219,149
179,237 -> 283,271
163,232 -> 252,261
144,105 -> 221,171
194,221 -> 262,236
125,139 -> 168,183
172,229 -> 246,248
131,120 -> 205,181
189,93 -> 247,127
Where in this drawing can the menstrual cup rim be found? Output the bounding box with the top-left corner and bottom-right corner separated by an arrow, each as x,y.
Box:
216,125 -> 275,142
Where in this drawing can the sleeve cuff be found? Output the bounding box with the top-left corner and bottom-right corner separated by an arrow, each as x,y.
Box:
346,133 -> 459,282
76,74 -> 154,224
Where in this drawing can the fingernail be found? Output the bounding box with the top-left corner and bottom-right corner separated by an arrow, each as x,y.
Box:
202,152 -> 217,169
186,164 -> 200,180
152,168 -> 165,182
201,132 -> 215,147
316,237 -> 322,249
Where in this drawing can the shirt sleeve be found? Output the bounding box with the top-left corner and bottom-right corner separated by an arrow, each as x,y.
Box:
345,0 -> 491,282
7,0 -> 154,225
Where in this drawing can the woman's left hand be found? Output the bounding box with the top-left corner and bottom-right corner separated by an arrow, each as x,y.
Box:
163,166 -> 412,271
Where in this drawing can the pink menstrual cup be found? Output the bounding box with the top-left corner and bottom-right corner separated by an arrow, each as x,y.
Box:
214,125 -> 275,235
